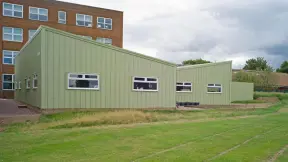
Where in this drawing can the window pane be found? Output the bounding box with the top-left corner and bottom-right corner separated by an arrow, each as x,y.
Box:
85,75 -> 97,79
39,9 -> 47,15
4,3 -> 12,10
98,17 -> 104,23
3,34 -> 12,40
97,23 -> 105,29
3,75 -> 13,81
59,20 -> 66,24
13,35 -> 22,41
215,84 -> 221,87
134,77 -> 145,81
34,80 -> 38,87
59,11 -> 65,19
105,18 -> 112,24
69,79 -> 98,89
208,84 -> 214,86
86,15 -> 92,22
176,86 -> 191,92
14,11 -> 22,17
76,21 -> 84,26
3,10 -> 12,16
30,13 -> 38,20
176,83 -> 183,85
14,5 -> 22,11
4,58 -> 12,64
14,28 -> 22,34
147,78 -> 157,81
208,87 -> 221,92
184,83 -> 192,85
134,82 -> 157,90
39,15 -> 48,21
105,24 -> 112,30
3,83 -> 13,90
3,27 -> 12,33
77,14 -> 84,20
30,7 -> 38,14
3,51 -> 13,56
96,37 -> 104,43
105,38 -> 112,44
85,21 -> 92,27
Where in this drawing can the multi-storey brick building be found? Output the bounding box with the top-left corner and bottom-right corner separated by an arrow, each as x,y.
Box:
0,0 -> 123,98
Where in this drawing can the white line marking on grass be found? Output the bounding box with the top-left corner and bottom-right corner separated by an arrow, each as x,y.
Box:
132,126 -> 242,162
205,126 -> 283,161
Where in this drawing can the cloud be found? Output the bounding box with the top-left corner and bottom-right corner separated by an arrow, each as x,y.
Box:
61,0 -> 288,68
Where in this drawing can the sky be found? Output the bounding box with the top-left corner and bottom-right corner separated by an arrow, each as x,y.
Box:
62,0 -> 288,69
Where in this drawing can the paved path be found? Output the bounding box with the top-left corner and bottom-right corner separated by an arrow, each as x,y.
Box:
0,99 -> 37,116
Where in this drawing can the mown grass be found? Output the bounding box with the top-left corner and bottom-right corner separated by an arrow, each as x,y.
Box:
231,100 -> 266,104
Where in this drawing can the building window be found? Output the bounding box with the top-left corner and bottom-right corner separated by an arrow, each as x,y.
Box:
3,2 -> 23,18
81,36 -> 92,40
14,81 -> 18,90
176,82 -> 192,92
96,37 -> 112,45
19,81 -> 21,90
68,73 -> 99,90
26,77 -> 31,89
76,14 -> 92,27
29,7 -> 48,21
97,17 -> 112,30
2,74 -> 14,90
3,27 -> 23,42
58,11 -> 66,24
133,77 -> 158,91
28,30 -> 37,40
33,74 -> 38,88
3,50 -> 18,65
207,84 -> 222,93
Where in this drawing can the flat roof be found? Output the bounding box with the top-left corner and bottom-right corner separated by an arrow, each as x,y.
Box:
177,61 -> 232,70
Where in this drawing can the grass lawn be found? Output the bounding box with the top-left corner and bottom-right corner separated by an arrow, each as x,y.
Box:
1,92 -> 288,161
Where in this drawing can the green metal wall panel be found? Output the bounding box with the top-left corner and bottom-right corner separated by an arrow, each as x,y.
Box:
231,82 -> 254,102
15,32 -> 42,107
176,61 -> 232,105
40,28 -> 176,109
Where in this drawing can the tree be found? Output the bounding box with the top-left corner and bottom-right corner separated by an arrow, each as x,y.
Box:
276,61 -> 288,73
243,57 -> 273,72
182,59 -> 211,65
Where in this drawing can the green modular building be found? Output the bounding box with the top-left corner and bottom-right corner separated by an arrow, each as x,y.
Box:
176,61 -> 232,105
15,26 -> 176,109
231,82 -> 254,102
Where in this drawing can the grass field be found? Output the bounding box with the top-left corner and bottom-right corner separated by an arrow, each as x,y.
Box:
0,92 -> 288,162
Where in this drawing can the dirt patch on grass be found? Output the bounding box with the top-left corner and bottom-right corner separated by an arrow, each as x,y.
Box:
257,97 -> 279,103
268,144 -> 288,162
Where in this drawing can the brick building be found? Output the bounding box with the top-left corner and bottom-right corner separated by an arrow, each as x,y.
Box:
0,0 -> 123,98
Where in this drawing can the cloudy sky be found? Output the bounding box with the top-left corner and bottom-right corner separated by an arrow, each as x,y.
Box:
62,0 -> 288,68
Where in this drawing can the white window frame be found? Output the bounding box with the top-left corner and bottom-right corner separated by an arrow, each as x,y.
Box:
67,73 -> 99,90
97,17 -> 112,30
19,81 -> 21,90
132,76 -> 158,92
76,14 -> 93,27
28,29 -> 37,40
176,82 -> 192,92
14,81 -> 18,90
96,37 -> 112,45
32,74 -> 38,89
2,50 -> 18,65
207,84 -> 222,94
2,74 -> 14,91
26,77 -> 31,89
3,2 -> 23,18
58,11 -> 66,24
3,27 -> 23,42
29,6 -> 48,21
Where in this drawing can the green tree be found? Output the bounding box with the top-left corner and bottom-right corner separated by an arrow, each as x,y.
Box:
276,61 -> 288,73
243,57 -> 273,72
182,59 -> 211,65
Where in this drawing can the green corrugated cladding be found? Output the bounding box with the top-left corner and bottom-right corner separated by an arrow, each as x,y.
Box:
15,31 -> 42,107
231,82 -> 254,102
176,61 -> 232,105
17,26 -> 176,109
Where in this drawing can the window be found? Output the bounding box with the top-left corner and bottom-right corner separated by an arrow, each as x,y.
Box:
3,2 -> 23,18
33,74 -> 38,88
3,27 -> 23,42
3,50 -> 18,65
14,81 -> 18,90
176,82 -> 192,92
29,30 -> 37,40
76,14 -> 92,27
97,17 -> 112,30
68,73 -> 99,90
26,77 -> 31,89
19,81 -> 21,90
58,11 -> 66,24
29,7 -> 48,21
2,74 -> 14,90
96,37 -> 112,45
81,36 -> 92,40
133,77 -> 158,91
207,84 -> 222,93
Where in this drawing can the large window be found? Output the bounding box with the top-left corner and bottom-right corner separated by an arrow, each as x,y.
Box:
3,2 -> 23,18
29,7 -> 48,21
176,82 -> 192,92
96,37 -> 112,45
29,30 -> 37,40
207,84 -> 222,93
3,50 -> 18,65
58,11 -> 66,24
2,74 -> 14,90
3,27 -> 23,42
97,17 -> 112,30
68,73 -> 99,90
133,77 -> 158,91
76,14 -> 92,27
